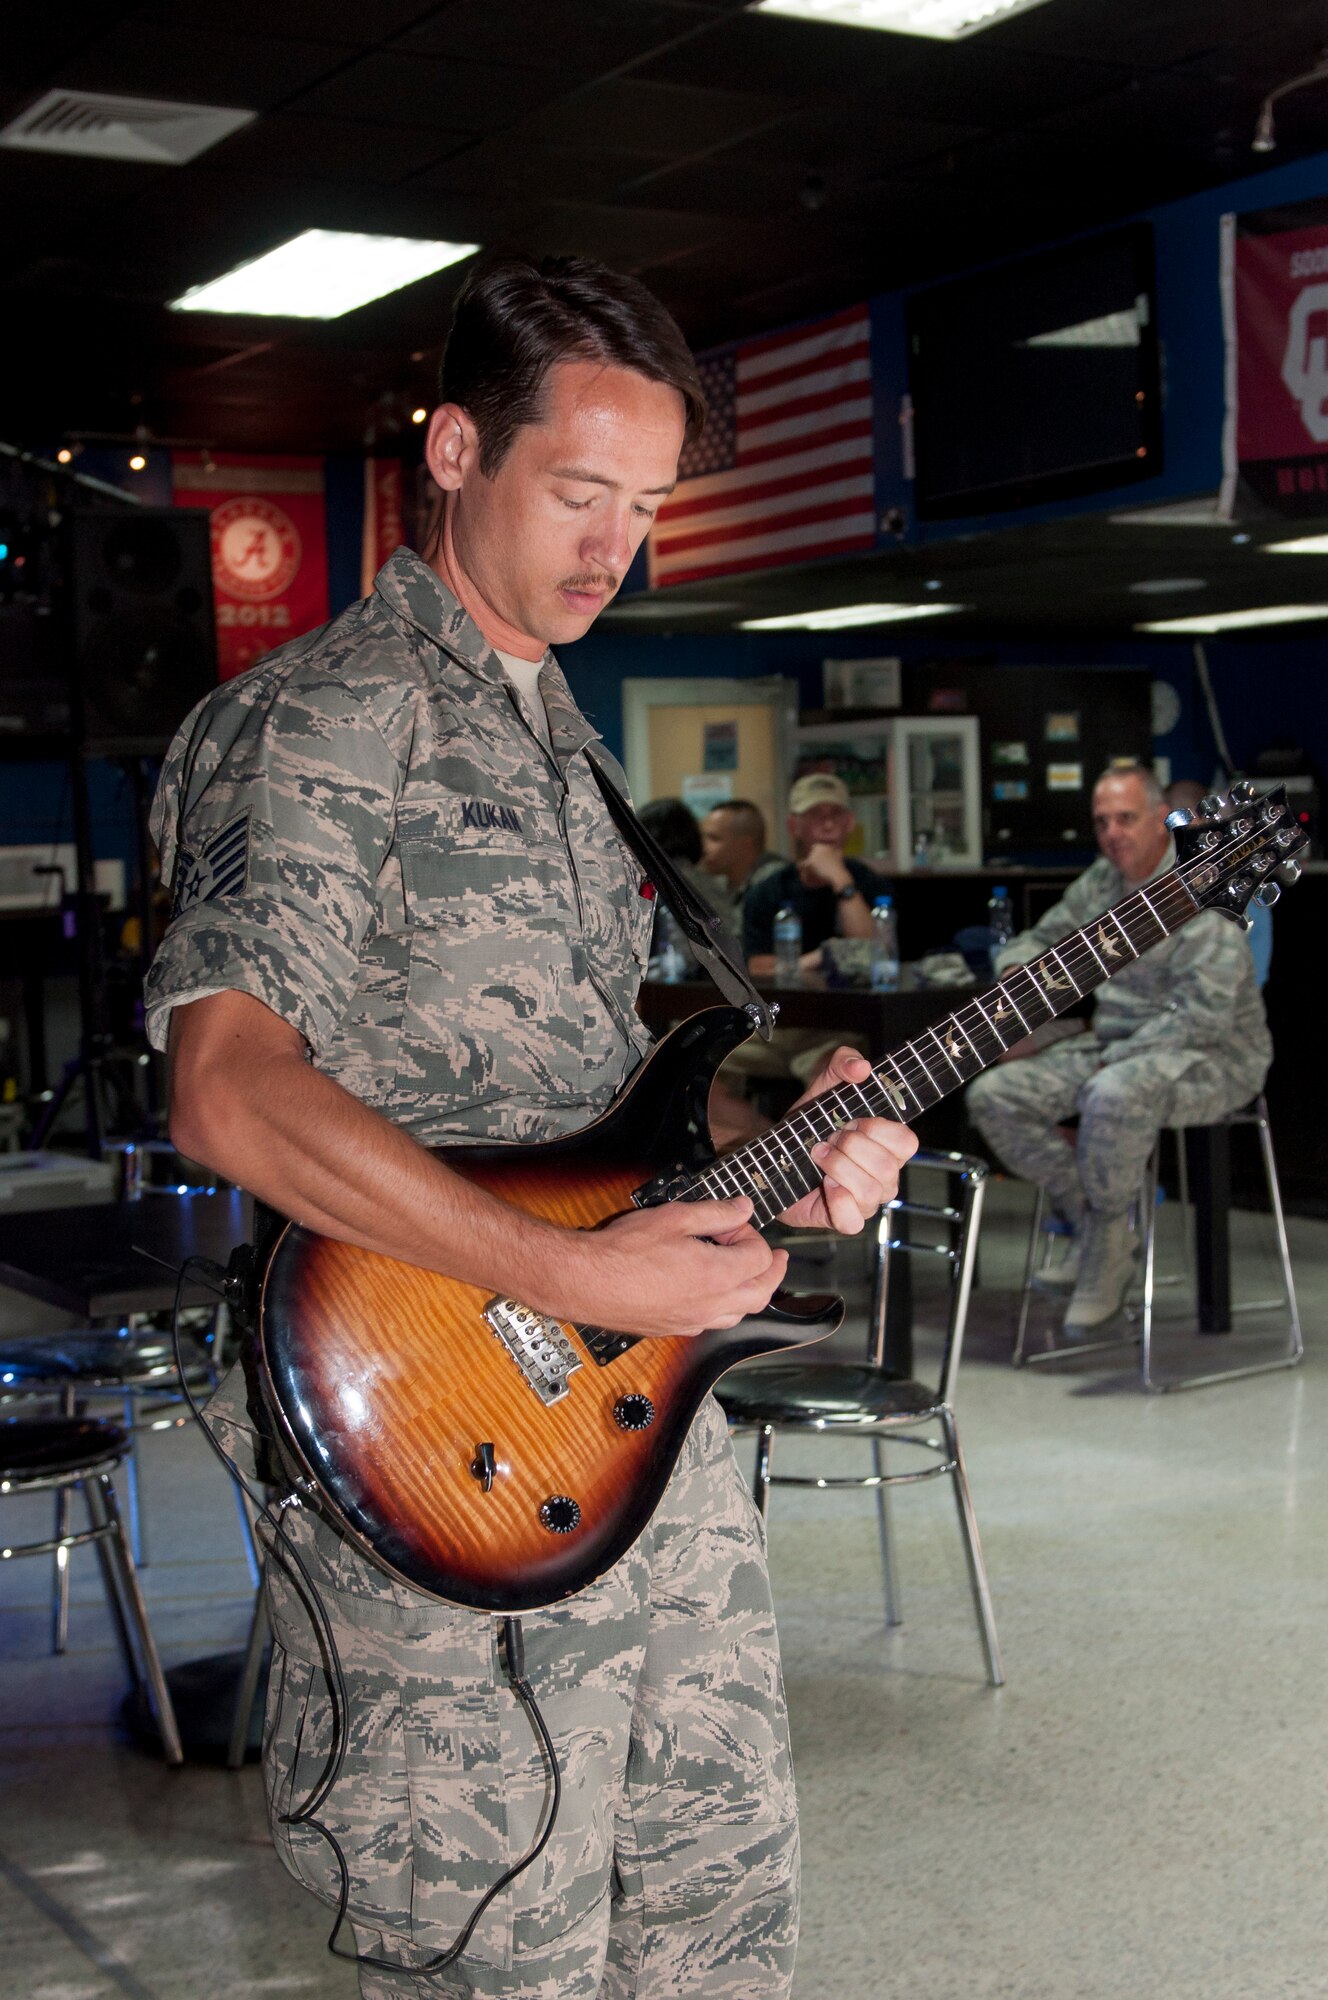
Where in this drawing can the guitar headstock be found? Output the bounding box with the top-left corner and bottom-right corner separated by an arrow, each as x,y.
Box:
1166,781 -> 1308,925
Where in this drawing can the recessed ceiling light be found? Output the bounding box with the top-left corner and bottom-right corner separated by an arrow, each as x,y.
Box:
739,602 -> 966,631
1263,533 -> 1328,553
753,0 -> 1052,41
1127,577 -> 1207,595
128,454 -> 147,472
170,229 -> 479,320
411,407 -> 428,425
1136,604 -> 1328,633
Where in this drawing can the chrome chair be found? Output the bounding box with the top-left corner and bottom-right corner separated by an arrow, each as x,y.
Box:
1012,1094 -> 1302,1393
719,1150 -> 1003,1687
0,1415 -> 183,1764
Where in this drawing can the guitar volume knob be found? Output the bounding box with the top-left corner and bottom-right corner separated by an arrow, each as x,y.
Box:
613,1394 -> 655,1431
539,1495 -> 581,1534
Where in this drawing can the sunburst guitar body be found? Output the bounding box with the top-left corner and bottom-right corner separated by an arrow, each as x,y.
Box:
257,1007 -> 842,1613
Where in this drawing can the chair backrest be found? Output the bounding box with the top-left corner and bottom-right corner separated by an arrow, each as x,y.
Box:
870,1148 -> 988,1404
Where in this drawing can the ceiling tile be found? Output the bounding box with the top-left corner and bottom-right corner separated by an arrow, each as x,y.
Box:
287,49 -> 579,129
394,0 -> 709,73
51,20 -> 350,114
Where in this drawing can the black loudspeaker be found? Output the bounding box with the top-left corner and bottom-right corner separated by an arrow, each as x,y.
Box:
71,508 -> 217,753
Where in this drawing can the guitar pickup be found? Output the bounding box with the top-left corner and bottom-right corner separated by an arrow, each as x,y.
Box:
483,1298 -> 583,1405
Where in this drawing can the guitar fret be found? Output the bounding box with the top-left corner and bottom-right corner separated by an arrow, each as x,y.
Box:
931,1021 -> 972,1079
973,991 -> 1018,1051
911,1036 -> 953,1092
1079,928 -> 1110,976
951,1014 -> 986,1066
1116,901 -> 1152,951
879,1053 -> 923,1118
1007,963 -> 1055,1026
1047,945 -> 1083,997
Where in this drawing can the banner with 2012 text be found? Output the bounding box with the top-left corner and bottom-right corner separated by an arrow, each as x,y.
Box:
171,453 -> 328,679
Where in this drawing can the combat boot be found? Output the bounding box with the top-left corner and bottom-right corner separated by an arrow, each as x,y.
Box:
1030,1186 -> 1084,1293
1063,1209 -> 1136,1332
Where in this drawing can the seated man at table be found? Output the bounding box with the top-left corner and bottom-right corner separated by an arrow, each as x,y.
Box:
698,798 -> 784,931
724,773 -> 879,1103
743,772 -> 878,975
966,762 -> 1272,1336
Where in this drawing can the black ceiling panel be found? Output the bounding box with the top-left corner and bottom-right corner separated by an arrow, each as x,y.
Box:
50,19 -> 351,113
0,0 -> 1317,468
393,0 -> 713,74
286,49 -> 578,129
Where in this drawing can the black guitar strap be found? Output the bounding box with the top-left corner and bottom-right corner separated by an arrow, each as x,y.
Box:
586,752 -> 777,1041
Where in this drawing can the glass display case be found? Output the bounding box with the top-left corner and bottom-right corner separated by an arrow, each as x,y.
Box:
791,714 -> 981,869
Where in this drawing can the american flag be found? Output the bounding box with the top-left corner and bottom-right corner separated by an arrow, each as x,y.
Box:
647,304 -> 876,589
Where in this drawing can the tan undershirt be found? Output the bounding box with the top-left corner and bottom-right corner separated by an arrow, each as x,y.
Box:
496,648 -> 552,754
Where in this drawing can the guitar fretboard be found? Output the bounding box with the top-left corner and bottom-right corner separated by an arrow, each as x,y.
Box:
677,861 -> 1204,1228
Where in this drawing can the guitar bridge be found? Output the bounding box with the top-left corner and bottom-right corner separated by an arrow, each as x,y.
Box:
482,1298 -> 583,1405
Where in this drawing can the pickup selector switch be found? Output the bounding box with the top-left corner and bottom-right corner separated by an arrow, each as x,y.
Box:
613,1394 -> 655,1431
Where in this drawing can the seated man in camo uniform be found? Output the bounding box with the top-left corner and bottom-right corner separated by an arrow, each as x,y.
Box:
966,763 -> 1272,1337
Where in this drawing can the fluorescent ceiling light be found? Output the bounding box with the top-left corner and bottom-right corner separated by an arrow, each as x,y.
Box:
740,602 -> 966,631
1022,305 -> 1143,350
754,0 -> 1052,41
170,229 -> 478,319
1136,604 -> 1328,633
1263,533 -> 1328,554
1109,497 -> 1227,526
1127,578 -> 1207,595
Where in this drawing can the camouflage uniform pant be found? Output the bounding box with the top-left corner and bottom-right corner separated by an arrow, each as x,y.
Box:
966,1033 -> 1265,1218
262,1396 -> 799,2000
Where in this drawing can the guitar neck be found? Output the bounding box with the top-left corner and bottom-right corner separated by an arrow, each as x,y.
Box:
682,863 -> 1203,1227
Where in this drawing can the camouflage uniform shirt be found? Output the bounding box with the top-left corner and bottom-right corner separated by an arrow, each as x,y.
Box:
146,548 -> 655,1142
993,844 -> 1272,1098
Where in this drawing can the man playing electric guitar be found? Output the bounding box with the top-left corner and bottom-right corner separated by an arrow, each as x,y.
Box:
148,255 -> 916,2000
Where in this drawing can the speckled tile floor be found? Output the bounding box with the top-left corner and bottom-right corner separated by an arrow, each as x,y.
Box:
1,1176 -> 1323,2000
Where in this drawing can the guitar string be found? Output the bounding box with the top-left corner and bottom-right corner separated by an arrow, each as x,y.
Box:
684,827 -> 1277,1218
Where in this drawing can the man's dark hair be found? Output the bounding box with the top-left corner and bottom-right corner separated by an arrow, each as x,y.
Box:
439,254 -> 706,476
710,798 -> 767,846
640,797 -> 702,866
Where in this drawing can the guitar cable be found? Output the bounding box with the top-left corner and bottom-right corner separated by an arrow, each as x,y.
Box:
168,1253 -> 566,1976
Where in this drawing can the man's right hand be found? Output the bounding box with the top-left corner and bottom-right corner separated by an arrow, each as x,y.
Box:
555,1195 -> 788,1338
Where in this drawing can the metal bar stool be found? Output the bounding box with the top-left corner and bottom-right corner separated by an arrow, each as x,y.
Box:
0,1324 -> 259,1651
1012,1094 -> 1302,1393
718,1150 -> 1003,1687
0,1415 -> 184,1765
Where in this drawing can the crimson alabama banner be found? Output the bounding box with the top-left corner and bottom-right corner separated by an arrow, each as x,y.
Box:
360,457 -> 406,595
171,453 -> 329,679
1222,198 -> 1328,516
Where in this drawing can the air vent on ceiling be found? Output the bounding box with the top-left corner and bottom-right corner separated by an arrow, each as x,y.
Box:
0,90 -> 254,165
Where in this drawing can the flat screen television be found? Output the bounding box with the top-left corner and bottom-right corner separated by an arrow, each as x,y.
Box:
907,223 -> 1162,521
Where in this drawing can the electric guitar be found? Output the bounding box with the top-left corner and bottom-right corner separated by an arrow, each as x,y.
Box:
255,785 -> 1305,1611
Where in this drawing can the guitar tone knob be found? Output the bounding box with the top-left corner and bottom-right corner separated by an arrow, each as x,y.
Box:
539,1495 -> 582,1534
613,1394 -> 656,1431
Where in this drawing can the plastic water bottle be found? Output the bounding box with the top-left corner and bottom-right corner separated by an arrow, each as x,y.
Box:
869,895 -> 900,991
912,830 -> 932,869
657,908 -> 687,983
772,903 -> 802,986
987,885 -> 1014,971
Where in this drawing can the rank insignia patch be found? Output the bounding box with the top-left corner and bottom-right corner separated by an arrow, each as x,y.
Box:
172,812 -> 251,916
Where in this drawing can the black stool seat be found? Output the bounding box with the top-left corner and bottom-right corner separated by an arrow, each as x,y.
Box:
0,1331 -> 210,1390
719,1364 -> 941,1426
0,1415 -> 131,1479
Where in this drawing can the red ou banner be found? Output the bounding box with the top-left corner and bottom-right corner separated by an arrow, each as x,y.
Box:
171,453 -> 329,678
1224,199 -> 1328,515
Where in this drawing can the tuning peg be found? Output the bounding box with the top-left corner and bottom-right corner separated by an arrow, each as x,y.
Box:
1275,858 -> 1303,887
1164,808 -> 1193,830
1231,778 -> 1258,802
1199,793 -> 1226,815
1257,881 -> 1282,908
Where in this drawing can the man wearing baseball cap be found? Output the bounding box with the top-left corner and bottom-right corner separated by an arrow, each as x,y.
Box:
743,770 -> 879,973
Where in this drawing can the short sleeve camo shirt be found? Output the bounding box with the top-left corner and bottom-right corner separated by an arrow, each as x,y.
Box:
146,549 -> 655,1145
